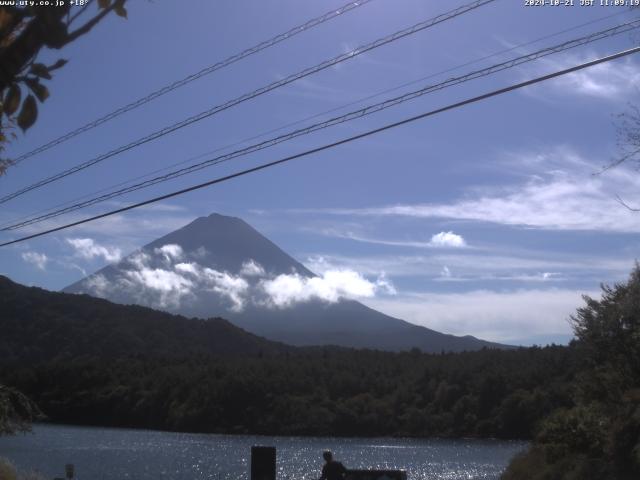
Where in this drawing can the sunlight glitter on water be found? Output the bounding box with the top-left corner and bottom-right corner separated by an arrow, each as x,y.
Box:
0,424 -> 527,480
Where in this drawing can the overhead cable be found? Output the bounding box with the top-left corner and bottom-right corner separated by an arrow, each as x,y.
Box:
4,18 -> 638,231
2,8 -> 627,230
10,0 -> 377,165
0,0 -> 497,205
2,44 -> 638,247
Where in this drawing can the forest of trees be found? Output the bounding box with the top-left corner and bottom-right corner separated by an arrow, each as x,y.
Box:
0,274 -> 578,440
503,266 -> 640,479
1,267 -> 639,478
0,346 -> 577,439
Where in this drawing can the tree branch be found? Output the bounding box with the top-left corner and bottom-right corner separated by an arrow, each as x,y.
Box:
68,0 -> 96,26
593,146 -> 640,175
615,194 -> 640,212
0,7 -> 28,42
64,1 -> 119,45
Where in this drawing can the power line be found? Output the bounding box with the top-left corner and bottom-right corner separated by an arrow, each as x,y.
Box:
2,9 -> 628,231
0,0 -> 497,206
4,18 -> 639,231
2,45 -> 638,248
10,0 -> 376,165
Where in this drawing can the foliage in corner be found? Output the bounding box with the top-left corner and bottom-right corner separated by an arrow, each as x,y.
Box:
0,0 -> 128,175
502,265 -> 640,480
0,384 -> 43,435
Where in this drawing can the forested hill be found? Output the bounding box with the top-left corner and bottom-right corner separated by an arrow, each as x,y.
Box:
0,275 -> 579,440
2,345 -> 578,439
0,275 -> 289,363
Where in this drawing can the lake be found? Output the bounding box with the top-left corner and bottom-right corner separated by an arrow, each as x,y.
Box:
0,424 -> 527,479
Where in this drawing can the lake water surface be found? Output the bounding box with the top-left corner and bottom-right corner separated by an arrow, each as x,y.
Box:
0,424 -> 526,480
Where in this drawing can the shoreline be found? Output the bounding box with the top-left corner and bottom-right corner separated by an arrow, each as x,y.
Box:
27,420 -> 533,442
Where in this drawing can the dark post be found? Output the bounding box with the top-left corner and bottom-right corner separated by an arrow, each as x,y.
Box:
251,446 -> 276,480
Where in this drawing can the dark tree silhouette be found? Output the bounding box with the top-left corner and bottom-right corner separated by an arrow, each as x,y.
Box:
503,265 -> 640,480
0,384 -> 42,435
0,0 -> 127,175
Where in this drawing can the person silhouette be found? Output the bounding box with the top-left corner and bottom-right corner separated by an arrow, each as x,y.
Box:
319,450 -> 348,480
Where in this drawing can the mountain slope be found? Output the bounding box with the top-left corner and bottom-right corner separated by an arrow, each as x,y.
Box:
64,213 -> 507,352
0,275 -> 287,364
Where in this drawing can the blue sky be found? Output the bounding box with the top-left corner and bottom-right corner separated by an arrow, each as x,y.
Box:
2,0 -> 640,345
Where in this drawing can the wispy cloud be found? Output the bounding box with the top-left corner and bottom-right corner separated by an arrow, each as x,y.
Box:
364,288 -> 597,344
524,51 -> 640,101
435,271 -> 565,283
299,147 -> 640,233
319,229 -> 468,249
21,251 -> 48,270
302,250 -> 632,282
274,74 -> 350,102
11,208 -> 196,247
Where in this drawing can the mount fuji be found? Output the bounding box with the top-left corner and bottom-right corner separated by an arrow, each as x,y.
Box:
64,213 -> 506,352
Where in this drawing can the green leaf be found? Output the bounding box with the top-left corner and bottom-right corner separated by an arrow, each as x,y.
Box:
30,63 -> 52,80
4,84 -> 21,116
48,59 -> 68,71
114,4 -> 127,18
17,95 -> 37,131
25,78 -> 49,103
98,0 -> 111,8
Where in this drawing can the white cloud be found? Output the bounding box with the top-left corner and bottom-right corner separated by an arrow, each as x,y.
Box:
363,288 -> 598,344
164,261 -> 248,311
525,52 -> 640,101
154,244 -> 183,263
305,148 -> 640,233
436,271 -> 566,283
21,251 -> 48,270
260,269 -> 395,308
175,262 -> 199,275
75,251 -> 264,313
240,259 -> 265,277
124,267 -> 194,309
127,252 -> 150,270
375,272 -> 397,295
84,273 -> 110,297
126,268 -> 192,293
202,268 -> 249,312
66,238 -> 122,263
429,231 -> 466,248
302,251 -> 633,285
318,229 -> 468,249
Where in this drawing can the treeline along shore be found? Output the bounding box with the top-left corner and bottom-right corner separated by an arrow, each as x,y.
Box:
1,346 -> 575,438
1,269 -> 639,479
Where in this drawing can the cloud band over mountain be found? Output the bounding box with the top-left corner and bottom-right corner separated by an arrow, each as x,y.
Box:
77,243 -> 396,313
